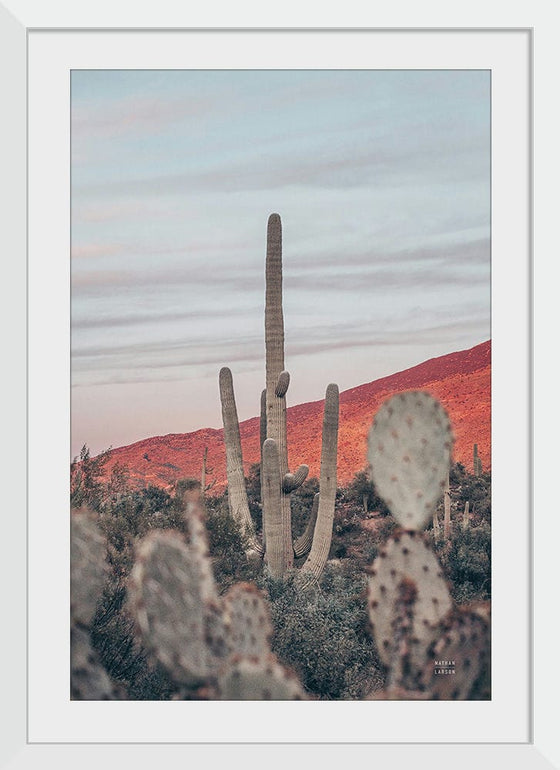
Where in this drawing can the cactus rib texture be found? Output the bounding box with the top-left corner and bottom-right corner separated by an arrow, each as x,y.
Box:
219,213 -> 339,584
219,366 -> 264,557
293,492 -> 320,558
282,464 -> 309,493
299,383 -> 340,586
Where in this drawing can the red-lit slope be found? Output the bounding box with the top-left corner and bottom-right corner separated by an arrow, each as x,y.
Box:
101,340 -> 490,492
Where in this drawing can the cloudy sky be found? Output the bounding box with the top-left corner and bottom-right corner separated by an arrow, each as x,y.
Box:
71,69 -> 490,459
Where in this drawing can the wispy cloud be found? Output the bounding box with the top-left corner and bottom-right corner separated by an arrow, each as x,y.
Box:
70,69 -> 490,456
72,304 -> 261,330
71,314 -> 489,389
72,93 -> 212,141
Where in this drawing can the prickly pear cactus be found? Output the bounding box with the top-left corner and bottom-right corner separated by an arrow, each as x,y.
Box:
367,391 -> 453,530
70,510 -> 121,699
71,510 -> 109,626
127,490 -> 307,700
128,530 -> 227,686
217,654 -> 306,700
366,530 -> 452,688
420,606 -> 491,700
364,390 -> 489,700
222,581 -> 273,661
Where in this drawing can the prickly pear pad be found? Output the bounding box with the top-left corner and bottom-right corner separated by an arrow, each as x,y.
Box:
368,390 -> 454,530
129,530 -> 216,686
218,654 -> 307,700
421,607 -> 490,700
70,510 -> 108,626
222,582 -> 273,661
366,530 -> 452,685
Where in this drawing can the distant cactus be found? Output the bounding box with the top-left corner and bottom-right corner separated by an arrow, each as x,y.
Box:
365,391 -> 490,699
219,214 -> 339,584
462,500 -> 470,529
473,443 -> 480,476
200,446 -> 215,496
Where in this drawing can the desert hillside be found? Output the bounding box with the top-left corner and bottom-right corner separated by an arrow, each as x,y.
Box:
99,339 -> 491,492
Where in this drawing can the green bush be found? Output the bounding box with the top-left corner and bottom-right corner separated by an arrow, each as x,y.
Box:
205,503 -> 262,592
436,521 -> 491,603
261,563 -> 382,700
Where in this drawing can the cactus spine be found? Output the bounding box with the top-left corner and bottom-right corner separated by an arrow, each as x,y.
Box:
219,214 -> 339,583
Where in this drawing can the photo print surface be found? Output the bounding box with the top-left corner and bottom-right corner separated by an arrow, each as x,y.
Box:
70,69 -> 491,701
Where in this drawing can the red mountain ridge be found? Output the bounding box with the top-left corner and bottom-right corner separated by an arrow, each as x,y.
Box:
100,340 -> 491,494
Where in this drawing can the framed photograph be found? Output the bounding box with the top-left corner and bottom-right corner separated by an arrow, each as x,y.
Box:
3,2 -> 552,767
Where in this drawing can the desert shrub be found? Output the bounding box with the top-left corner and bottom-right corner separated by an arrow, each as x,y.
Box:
343,469 -> 392,518
90,579 -> 176,700
261,563 -> 382,700
244,463 -> 263,534
436,521 -> 491,603
70,445 -> 112,512
449,462 -> 491,524
205,504 -> 262,592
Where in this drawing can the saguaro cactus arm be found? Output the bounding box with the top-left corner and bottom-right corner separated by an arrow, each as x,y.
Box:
293,492 -> 320,558
299,383 -> 339,586
282,464 -> 309,493
259,389 -> 267,452
219,366 -> 263,557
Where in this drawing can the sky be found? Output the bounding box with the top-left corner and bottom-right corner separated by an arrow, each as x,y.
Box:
71,69 -> 490,460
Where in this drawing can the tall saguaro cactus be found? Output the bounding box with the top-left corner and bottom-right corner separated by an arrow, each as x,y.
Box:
219,213 -> 339,584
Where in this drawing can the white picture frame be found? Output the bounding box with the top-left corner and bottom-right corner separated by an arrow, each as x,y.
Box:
2,1 -> 553,767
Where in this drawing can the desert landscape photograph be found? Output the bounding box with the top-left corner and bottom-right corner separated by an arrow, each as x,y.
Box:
69,68 -> 491,701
